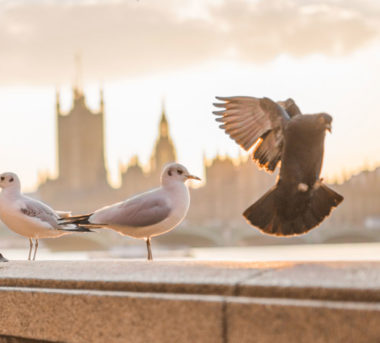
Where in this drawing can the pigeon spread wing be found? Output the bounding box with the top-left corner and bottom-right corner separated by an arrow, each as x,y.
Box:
213,96 -> 301,172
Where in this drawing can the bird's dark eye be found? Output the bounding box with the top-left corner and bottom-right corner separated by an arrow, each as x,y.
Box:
177,169 -> 183,175
168,170 -> 172,176
0,177 -> 4,181
9,178 -> 13,182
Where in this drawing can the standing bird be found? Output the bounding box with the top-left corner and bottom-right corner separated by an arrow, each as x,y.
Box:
59,163 -> 201,260
213,96 -> 343,236
0,172 -> 91,260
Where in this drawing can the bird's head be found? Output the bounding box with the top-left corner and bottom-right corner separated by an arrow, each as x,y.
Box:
317,113 -> 333,133
0,172 -> 21,191
161,162 -> 201,186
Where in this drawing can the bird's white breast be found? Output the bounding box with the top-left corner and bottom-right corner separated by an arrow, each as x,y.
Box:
0,195 -> 64,239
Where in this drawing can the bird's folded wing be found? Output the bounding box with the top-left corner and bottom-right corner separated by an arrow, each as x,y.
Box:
213,96 -> 296,172
21,197 -> 60,229
92,194 -> 172,228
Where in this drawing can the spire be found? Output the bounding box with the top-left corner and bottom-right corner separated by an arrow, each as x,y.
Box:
159,99 -> 169,138
129,155 -> 140,167
363,158 -> 370,172
55,88 -> 60,115
99,86 -> 104,113
160,98 -> 167,122
73,53 -> 83,99
118,159 -> 125,175
202,151 -> 208,166
216,150 -> 221,160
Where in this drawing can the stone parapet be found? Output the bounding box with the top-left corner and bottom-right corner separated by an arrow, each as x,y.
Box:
0,261 -> 379,342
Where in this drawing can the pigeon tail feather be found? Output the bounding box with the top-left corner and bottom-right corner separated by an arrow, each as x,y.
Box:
243,184 -> 343,236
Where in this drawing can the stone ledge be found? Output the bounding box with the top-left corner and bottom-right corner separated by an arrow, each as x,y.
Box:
1,261 -> 380,301
0,261 -> 380,342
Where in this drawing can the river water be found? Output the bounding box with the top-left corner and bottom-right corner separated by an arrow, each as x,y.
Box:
190,242 -> 380,261
2,242 -> 380,261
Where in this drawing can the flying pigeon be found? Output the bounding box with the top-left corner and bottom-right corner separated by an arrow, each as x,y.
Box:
213,96 -> 343,236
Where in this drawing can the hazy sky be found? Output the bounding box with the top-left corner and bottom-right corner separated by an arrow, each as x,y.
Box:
0,0 -> 379,191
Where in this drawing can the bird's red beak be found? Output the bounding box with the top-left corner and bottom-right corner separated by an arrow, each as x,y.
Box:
185,174 -> 201,181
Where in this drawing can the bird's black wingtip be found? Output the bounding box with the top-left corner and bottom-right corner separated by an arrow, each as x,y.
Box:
58,213 -> 92,226
58,227 -> 94,233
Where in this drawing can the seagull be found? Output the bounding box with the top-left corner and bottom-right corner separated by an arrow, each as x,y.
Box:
0,253 -> 7,262
0,172 -> 91,260
213,96 -> 343,236
60,163 -> 201,260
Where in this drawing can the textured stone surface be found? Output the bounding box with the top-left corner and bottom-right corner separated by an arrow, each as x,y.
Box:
227,297 -> 380,343
2,261 -> 380,301
0,288 -> 223,343
0,260 -> 266,295
0,336 -> 55,343
237,261 -> 380,301
1,261 -> 380,342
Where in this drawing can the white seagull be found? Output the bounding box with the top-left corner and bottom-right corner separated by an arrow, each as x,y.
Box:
0,172 -> 91,260
60,163 -> 201,260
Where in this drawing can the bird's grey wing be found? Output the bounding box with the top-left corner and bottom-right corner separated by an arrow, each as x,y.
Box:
213,96 -> 291,172
21,197 -> 60,229
93,194 -> 171,228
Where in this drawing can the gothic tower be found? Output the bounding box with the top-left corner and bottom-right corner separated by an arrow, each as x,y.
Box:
56,86 -> 107,190
150,102 -> 177,173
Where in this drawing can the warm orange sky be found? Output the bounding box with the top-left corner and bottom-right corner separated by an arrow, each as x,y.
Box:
0,0 -> 379,191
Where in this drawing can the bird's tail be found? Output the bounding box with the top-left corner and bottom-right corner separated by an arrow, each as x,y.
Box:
243,183 -> 343,236
58,224 -> 93,233
59,214 -> 92,225
0,253 -> 8,262
58,214 -> 103,230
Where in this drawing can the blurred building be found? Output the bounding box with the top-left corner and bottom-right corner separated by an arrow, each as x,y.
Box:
117,105 -> 177,198
325,167 -> 380,241
38,86 -> 113,213
35,89 -> 276,246
34,89 -> 380,248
